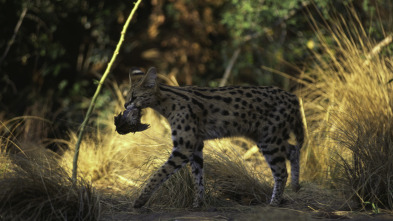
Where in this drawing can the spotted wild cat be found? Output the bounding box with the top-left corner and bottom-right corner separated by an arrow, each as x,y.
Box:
119,67 -> 304,208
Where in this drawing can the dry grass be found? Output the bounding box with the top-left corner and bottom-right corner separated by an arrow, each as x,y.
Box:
0,152 -> 100,220
133,140 -> 272,208
331,112 -> 393,210
298,10 -> 393,209
204,141 -> 272,206
0,116 -> 101,220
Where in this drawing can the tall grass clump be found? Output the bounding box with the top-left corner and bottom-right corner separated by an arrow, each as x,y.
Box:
299,10 -> 393,209
0,115 -> 101,220
0,154 -> 101,220
0,116 -> 101,220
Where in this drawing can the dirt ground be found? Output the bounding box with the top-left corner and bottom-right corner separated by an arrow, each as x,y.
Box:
102,208 -> 393,221
100,183 -> 393,221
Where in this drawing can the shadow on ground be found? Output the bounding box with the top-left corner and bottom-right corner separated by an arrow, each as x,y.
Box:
100,183 -> 393,221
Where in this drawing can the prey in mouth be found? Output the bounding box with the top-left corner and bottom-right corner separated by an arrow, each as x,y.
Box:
114,104 -> 149,135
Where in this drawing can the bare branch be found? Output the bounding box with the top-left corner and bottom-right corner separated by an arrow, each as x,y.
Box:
219,48 -> 241,87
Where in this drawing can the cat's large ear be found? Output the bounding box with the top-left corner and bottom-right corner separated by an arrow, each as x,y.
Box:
141,67 -> 157,88
129,67 -> 144,85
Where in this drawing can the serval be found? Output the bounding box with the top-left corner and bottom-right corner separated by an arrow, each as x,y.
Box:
119,67 -> 304,208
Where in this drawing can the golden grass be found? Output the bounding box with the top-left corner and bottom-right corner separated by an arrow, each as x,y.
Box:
0,152 -> 100,220
0,117 -> 101,220
298,11 -> 393,209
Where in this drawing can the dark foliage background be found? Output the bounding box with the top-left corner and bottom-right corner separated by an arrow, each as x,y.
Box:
0,0 -> 391,136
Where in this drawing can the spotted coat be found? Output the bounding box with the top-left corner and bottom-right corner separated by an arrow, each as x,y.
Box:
126,67 -> 305,208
